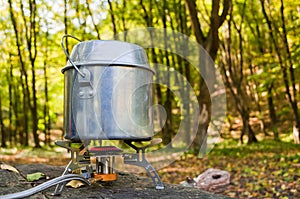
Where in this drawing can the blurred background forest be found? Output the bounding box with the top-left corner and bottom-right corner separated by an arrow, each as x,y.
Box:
0,0 -> 299,148
0,0 -> 300,198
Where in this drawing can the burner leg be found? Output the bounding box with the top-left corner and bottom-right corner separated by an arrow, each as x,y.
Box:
141,157 -> 165,190
123,143 -> 164,190
52,160 -> 73,196
53,140 -> 91,195
52,182 -> 66,196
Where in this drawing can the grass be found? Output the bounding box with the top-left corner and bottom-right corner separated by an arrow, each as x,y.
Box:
211,139 -> 300,157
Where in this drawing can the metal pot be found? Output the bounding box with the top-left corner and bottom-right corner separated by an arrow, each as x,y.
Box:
62,36 -> 154,141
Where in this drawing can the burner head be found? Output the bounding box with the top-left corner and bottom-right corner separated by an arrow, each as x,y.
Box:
89,146 -> 123,156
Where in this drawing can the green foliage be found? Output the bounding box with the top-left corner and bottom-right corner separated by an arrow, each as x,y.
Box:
211,139 -> 300,157
0,0 -> 299,147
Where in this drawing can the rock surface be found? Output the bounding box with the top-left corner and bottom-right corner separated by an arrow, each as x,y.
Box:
0,164 -> 233,199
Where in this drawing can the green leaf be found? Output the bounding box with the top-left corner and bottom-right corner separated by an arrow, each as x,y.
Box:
27,172 -> 45,182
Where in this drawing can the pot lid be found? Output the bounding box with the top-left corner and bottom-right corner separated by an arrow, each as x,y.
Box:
63,40 -> 154,73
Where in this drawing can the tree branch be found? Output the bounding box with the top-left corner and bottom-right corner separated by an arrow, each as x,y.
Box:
218,0 -> 232,27
184,0 -> 205,44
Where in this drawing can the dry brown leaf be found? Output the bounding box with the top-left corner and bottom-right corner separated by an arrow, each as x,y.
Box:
66,180 -> 85,188
0,163 -> 19,173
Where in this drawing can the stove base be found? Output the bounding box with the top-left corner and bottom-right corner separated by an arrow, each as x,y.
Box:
53,139 -> 164,195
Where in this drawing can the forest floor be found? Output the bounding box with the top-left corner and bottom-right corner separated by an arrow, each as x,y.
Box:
160,139 -> 300,198
1,137 -> 300,199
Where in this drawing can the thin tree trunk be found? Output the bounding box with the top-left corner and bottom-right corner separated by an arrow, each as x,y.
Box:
21,0 -> 40,148
7,54 -> 14,145
279,0 -> 300,139
171,0 -> 192,145
21,76 -> 29,146
232,4 -> 258,144
0,94 -> 6,148
8,0 -> 30,146
75,0 -> 86,40
64,0 -> 69,60
220,9 -> 257,144
86,0 -> 101,40
160,0 -> 172,147
241,111 -> 257,143
267,83 -> 279,141
246,16 -> 271,137
108,0 -> 118,39
140,0 -> 164,134
43,26 -> 51,145
120,0 -> 127,41
260,0 -> 300,140
248,63 -> 268,136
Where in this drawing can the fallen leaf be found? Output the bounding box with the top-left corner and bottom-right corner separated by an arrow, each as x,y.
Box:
27,172 -> 45,182
0,163 -> 19,173
66,180 -> 85,188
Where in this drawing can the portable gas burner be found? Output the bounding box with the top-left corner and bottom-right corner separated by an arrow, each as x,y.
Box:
53,35 -> 164,195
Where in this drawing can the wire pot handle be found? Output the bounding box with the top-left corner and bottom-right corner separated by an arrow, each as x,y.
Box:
61,34 -> 85,77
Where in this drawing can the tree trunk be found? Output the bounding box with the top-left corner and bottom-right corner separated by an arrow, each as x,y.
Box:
86,0 -> 101,40
108,0 -> 118,39
7,54 -> 14,145
231,4 -> 258,144
171,1 -> 192,145
220,7 -> 258,144
8,0 -> 30,146
120,0 -> 127,41
20,0 -> 40,148
195,81 -> 211,156
185,0 -> 232,154
140,0 -> 164,138
21,78 -> 29,146
241,111 -> 257,143
247,16 -> 272,137
161,0 -> 172,147
267,83 -> 279,141
0,94 -> 6,148
64,0 -> 69,59
279,0 -> 300,140
249,63 -> 268,136
260,0 -> 300,140
43,27 -> 51,145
